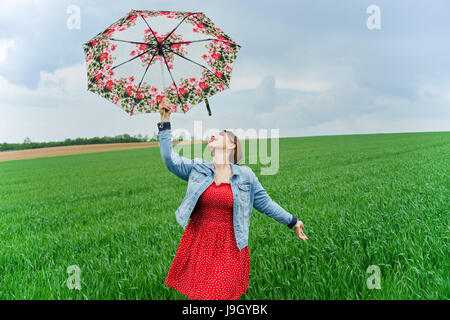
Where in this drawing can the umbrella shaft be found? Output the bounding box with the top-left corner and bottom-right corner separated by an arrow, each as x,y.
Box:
160,59 -> 166,90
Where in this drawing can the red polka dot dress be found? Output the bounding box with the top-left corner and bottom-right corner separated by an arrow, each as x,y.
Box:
164,181 -> 250,300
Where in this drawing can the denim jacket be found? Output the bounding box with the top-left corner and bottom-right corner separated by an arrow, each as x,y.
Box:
157,121 -> 298,251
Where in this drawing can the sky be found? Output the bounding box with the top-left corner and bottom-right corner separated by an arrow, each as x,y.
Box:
0,0 -> 449,143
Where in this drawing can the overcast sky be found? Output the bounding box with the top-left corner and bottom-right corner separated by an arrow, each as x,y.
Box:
0,0 -> 449,143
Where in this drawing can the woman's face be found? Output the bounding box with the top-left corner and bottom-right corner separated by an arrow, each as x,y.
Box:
207,130 -> 234,154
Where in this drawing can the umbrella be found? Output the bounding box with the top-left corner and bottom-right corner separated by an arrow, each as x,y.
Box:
82,9 -> 241,120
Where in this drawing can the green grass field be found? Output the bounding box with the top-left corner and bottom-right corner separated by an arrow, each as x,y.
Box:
0,131 -> 448,299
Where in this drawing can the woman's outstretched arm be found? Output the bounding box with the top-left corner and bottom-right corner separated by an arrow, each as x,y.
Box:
251,170 -> 308,241
157,97 -> 194,182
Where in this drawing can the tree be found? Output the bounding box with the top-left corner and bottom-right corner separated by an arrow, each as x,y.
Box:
23,137 -> 31,144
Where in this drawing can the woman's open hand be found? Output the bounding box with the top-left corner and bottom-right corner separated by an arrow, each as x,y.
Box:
294,220 -> 308,242
159,97 -> 172,121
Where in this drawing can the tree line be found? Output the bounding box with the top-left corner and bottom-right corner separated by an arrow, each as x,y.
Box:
0,133 -> 164,152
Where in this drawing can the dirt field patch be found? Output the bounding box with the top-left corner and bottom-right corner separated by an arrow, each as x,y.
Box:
0,140 -> 206,162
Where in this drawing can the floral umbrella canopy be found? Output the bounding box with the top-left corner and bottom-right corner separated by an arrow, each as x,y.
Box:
83,9 -> 241,116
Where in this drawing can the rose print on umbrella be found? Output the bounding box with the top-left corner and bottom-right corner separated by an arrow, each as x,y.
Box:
83,9 -> 241,116
130,30 -> 187,70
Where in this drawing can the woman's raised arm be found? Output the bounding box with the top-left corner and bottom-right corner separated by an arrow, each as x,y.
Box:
157,97 -> 194,181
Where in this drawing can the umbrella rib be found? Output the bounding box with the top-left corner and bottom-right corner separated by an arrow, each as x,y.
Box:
137,50 -> 157,90
160,13 -> 197,46
170,38 -> 241,47
139,14 -> 160,44
109,38 -> 157,47
166,48 -> 229,89
131,50 -> 159,114
160,50 -> 185,112
111,48 -> 155,70
110,38 -> 240,48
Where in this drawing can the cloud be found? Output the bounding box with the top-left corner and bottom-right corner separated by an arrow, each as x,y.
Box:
0,39 -> 15,63
234,74 -> 450,134
0,63 -> 87,109
0,61 -> 162,142
248,75 -> 278,113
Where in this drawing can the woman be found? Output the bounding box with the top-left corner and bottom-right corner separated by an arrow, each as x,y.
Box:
157,97 -> 308,300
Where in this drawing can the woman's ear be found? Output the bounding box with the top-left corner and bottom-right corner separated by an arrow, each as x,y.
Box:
227,142 -> 236,150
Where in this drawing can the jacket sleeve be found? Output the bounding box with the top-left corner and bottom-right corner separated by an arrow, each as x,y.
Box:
251,170 -> 298,229
157,121 -> 194,182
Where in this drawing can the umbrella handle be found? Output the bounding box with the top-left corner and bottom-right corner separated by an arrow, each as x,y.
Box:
160,58 -> 166,90
205,98 -> 212,116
